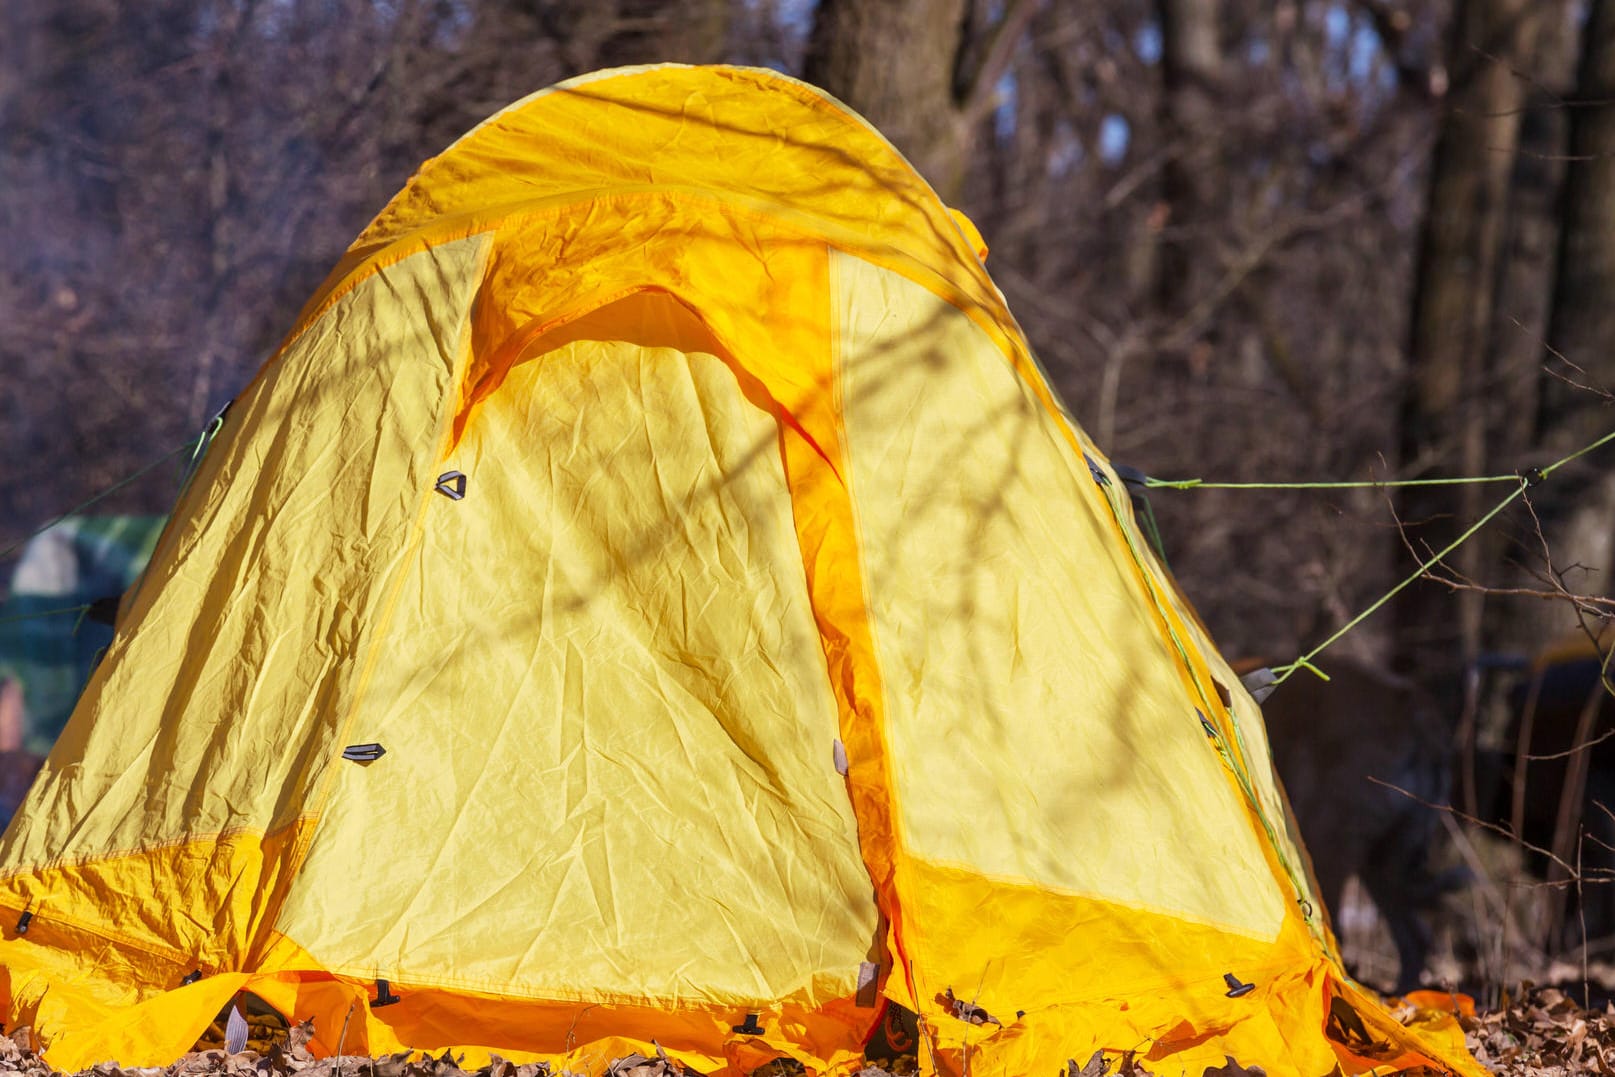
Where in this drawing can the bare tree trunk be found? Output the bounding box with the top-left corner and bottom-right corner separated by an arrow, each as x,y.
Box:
1485,2 -> 1582,655
1528,0 -> 1615,632
1490,4 -> 1576,461
1153,0 -> 1223,327
803,0 -> 971,198
1395,0 -> 1538,681
597,0 -> 731,67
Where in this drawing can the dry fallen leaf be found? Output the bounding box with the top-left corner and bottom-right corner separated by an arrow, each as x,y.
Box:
3,984 -> 1613,1077
1115,1050 -> 1154,1076
605,1043 -> 685,1077
1069,1049 -> 1110,1077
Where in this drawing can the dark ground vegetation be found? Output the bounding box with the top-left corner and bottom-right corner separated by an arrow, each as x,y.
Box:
0,988 -> 1601,1077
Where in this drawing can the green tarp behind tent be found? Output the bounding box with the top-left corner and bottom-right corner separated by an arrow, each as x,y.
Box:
0,516 -> 166,754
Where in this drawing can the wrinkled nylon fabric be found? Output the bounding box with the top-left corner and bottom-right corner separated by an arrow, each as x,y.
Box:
0,64 -> 1482,1077
283,327 -> 879,1006
835,252 -> 1288,935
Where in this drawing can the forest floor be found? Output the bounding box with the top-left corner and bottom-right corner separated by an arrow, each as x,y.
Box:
0,987 -> 1600,1077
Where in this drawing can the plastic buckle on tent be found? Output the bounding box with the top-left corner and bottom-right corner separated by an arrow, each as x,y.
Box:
435,471 -> 467,500
342,743 -> 387,764
14,910 -> 31,935
731,1014 -> 765,1035
373,979 -> 401,1008
181,969 -> 203,986
1223,972 -> 1255,998
1196,710 -> 1218,739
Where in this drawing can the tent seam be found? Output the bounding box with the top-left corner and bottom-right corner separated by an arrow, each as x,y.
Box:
0,817 -> 313,882
822,249 -> 922,1015
0,897 -> 193,968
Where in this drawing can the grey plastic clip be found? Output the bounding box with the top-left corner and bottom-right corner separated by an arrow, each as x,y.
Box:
373,979 -> 401,1007
342,743 -> 386,764
1223,972 -> 1255,998
435,471 -> 467,500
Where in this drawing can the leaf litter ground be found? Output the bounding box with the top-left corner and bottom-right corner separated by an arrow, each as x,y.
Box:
0,987 -> 1601,1077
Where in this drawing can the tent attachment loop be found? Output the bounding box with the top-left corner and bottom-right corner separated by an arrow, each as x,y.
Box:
1223,973 -> 1255,998
85,595 -> 123,627
941,988 -> 1001,1026
1084,454 -> 1109,486
435,471 -> 467,500
14,910 -> 31,935
1239,667 -> 1278,704
1196,711 -> 1218,739
181,969 -> 203,986
342,743 -> 386,764
373,979 -> 401,1008
1111,462 -> 1147,487
731,1014 -> 765,1035
855,962 -> 879,1008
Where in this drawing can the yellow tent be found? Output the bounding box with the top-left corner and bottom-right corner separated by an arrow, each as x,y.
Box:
0,65 -> 1479,1077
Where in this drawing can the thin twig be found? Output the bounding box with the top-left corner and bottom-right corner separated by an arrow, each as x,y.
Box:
336,1000 -> 355,1077
1368,776 -> 1579,876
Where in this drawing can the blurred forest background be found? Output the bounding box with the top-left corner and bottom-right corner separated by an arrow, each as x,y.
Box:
3,0 -> 1615,686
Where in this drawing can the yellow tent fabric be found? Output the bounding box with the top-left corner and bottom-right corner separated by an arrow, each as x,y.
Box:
0,65 -> 1480,1077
